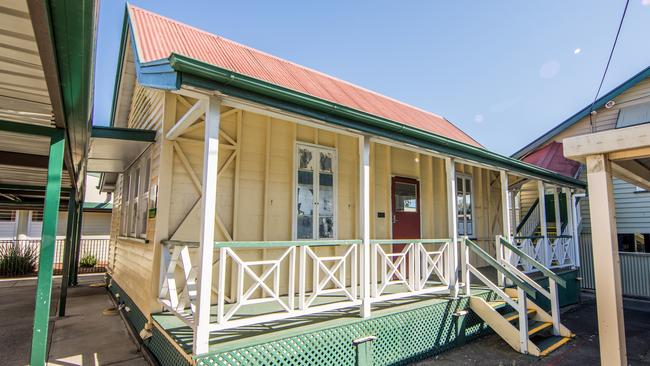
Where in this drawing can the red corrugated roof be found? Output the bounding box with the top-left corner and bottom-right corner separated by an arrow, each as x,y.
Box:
522,142 -> 580,178
128,5 -> 482,147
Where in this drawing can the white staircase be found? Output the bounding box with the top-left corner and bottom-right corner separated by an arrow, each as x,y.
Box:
460,236 -> 574,356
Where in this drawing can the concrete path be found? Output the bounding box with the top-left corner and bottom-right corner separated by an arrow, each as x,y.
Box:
0,274 -> 148,366
415,294 -> 650,365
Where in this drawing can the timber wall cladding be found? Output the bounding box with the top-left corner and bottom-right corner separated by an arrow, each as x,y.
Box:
108,86 -> 508,312
109,82 -> 164,315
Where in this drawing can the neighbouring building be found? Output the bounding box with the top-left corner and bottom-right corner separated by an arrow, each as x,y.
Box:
512,65 -> 650,296
98,5 -> 587,365
0,174 -> 112,240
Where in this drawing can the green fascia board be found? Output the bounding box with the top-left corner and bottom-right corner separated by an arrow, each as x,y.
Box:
512,65 -> 650,159
91,125 -> 157,142
83,201 -> 112,210
109,8 -> 131,128
160,54 -> 584,188
0,119 -> 59,137
43,0 -> 98,190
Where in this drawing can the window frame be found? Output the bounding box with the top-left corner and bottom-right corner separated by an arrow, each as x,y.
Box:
120,152 -> 151,240
456,173 -> 475,237
292,142 -> 338,241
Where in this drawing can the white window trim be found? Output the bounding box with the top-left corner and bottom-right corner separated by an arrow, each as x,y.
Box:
456,173 -> 475,237
292,142 -> 338,241
120,152 -> 151,240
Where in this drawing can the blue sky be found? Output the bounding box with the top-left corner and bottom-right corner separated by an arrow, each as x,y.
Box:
93,1 -> 650,155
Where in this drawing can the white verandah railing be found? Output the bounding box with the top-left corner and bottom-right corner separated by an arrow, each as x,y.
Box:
510,227 -> 576,272
158,238 -> 453,332
370,239 -> 451,302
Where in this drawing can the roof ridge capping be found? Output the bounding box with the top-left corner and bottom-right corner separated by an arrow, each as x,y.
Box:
126,4 -> 482,147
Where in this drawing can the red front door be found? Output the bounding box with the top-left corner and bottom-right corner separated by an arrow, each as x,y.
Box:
391,176 -> 421,244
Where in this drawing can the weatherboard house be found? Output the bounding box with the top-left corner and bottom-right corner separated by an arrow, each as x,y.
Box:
105,5 -> 584,365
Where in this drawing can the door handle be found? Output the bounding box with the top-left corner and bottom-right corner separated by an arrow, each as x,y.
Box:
392,215 -> 398,224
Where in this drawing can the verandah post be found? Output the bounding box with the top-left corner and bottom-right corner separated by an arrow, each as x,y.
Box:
498,171 -> 511,286
58,186 -> 77,317
445,157 -> 459,297
358,135 -> 371,317
70,183 -> 85,286
563,187 -> 577,266
30,129 -> 65,366
537,181 -> 549,267
193,95 -> 221,355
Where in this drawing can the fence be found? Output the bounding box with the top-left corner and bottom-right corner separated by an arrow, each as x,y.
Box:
579,233 -> 650,298
0,238 -> 110,277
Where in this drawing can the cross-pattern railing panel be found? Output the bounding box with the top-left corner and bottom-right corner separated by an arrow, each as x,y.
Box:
511,234 -> 575,272
370,239 -> 451,302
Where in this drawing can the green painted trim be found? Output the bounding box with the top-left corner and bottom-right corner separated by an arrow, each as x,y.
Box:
91,125 -> 157,142
370,239 -> 451,244
58,188 -> 77,317
30,130 -> 65,366
499,236 -> 567,288
0,119 -> 58,137
83,201 -> 113,210
109,7 -> 131,128
46,0 -> 98,185
512,65 -> 650,159
464,238 -> 537,298
162,239 -> 362,249
161,54 -> 585,189
70,188 -> 86,286
0,183 -> 71,192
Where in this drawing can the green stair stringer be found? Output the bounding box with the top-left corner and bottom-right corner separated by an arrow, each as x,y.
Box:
108,279 -> 191,366
195,292 -> 497,366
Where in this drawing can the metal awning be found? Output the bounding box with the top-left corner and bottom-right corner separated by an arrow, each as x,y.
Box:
88,126 -> 156,191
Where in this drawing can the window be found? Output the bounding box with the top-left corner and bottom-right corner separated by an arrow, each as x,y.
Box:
0,210 -> 16,222
120,154 -> 151,239
295,144 -> 336,240
456,174 -> 473,236
616,101 -> 650,129
31,211 -> 43,222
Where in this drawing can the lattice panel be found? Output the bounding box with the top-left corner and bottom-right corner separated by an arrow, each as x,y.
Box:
196,291 -> 496,366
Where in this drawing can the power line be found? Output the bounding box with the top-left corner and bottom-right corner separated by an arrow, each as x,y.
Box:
589,0 -> 630,131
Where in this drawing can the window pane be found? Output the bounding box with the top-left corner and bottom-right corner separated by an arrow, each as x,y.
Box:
319,172 -> 334,238
320,151 -> 333,173
298,148 -> 313,170
319,216 -> 334,239
297,148 -> 314,239
395,182 -> 417,212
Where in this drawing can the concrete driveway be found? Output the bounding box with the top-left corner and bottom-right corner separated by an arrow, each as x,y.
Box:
0,274 -> 148,366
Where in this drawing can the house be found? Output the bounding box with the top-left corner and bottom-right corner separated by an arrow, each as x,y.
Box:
100,5 -> 586,365
513,65 -> 650,255
512,65 -> 650,297
513,65 -> 650,366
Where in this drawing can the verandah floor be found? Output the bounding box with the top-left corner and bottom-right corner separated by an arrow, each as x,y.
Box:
151,285 -> 494,357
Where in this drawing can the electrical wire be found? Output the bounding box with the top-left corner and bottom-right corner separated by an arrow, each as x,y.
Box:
589,0 -> 630,131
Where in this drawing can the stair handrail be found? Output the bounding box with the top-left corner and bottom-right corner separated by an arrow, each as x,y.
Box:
461,237 -> 535,354
496,235 -> 564,337
497,236 -> 566,288
515,199 -> 539,235
461,237 -> 537,299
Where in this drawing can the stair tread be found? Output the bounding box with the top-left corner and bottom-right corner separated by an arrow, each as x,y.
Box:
528,321 -> 553,336
536,335 -> 572,356
503,308 -> 536,322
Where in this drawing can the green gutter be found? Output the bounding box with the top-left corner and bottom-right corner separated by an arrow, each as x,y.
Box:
163,54 -> 584,188
91,125 -> 157,142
